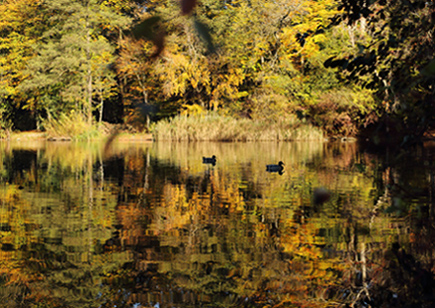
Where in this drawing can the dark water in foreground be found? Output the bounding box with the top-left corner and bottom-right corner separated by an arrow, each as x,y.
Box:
1,140 -> 435,308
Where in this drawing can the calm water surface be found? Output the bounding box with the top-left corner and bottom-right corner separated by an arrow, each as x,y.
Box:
1,140 -> 435,307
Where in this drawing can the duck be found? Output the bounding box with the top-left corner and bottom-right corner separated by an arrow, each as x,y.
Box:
266,161 -> 285,173
202,155 -> 217,165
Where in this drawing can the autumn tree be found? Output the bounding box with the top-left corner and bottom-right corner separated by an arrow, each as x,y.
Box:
1,0 -> 382,136
116,0 -> 374,137
326,0 -> 435,143
0,0 -> 45,130
20,0 -> 129,125
116,37 -> 163,129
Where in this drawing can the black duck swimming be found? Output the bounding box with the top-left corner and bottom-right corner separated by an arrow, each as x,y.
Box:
266,161 -> 285,173
203,155 -> 217,165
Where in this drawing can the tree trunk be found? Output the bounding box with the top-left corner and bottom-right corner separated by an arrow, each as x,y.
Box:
86,1 -> 93,126
87,68 -> 93,125
98,77 -> 104,124
99,95 -> 104,124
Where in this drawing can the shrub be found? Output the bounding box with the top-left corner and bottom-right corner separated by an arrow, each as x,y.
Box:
306,88 -> 376,137
42,111 -> 101,140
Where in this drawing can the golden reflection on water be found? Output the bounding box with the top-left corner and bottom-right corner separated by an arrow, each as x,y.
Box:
0,140 -> 433,307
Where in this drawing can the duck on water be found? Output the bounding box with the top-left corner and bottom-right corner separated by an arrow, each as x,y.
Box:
266,161 -> 285,174
203,155 -> 217,166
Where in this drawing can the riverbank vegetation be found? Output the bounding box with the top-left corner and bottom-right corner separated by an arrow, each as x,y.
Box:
1,0 -> 434,143
153,113 -> 325,141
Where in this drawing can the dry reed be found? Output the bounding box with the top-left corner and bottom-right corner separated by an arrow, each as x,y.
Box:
153,113 -> 324,141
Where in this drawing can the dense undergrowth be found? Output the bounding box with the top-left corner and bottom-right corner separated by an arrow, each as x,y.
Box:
42,111 -> 102,140
1,112 -> 325,142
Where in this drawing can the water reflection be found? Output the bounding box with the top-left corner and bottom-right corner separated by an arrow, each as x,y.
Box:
0,140 -> 435,307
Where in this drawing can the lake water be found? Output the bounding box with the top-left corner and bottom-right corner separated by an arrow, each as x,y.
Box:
1,140 -> 435,307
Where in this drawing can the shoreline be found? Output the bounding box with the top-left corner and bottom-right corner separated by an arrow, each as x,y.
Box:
1,131 -> 154,142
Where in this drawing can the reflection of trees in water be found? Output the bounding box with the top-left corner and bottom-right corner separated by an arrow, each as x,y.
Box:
1,149 -> 38,186
0,147 -> 128,307
330,223 -> 435,307
110,149 -> 348,307
2,142 -> 435,307
329,146 -> 435,307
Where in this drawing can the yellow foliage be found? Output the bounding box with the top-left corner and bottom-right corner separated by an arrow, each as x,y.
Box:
181,104 -> 205,116
280,0 -> 338,62
0,0 -> 41,100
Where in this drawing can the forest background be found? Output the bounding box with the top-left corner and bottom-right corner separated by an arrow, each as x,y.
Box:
0,0 -> 434,144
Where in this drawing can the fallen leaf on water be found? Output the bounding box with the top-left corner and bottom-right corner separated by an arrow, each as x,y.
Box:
181,0 -> 197,15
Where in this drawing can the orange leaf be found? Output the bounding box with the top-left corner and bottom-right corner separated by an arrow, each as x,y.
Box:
180,0 -> 197,15
151,31 -> 165,58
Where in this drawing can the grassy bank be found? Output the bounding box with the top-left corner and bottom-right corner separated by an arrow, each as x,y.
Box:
42,111 -> 101,140
0,112 -> 153,142
152,113 -> 325,141
1,113 -> 325,142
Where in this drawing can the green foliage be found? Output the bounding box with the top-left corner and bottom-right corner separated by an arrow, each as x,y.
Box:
0,0 -> 388,137
193,18 -> 215,54
18,0 -> 129,122
327,0 -> 435,143
118,0 -> 368,135
0,101 -> 13,139
42,111 -> 101,140
306,87 -> 376,136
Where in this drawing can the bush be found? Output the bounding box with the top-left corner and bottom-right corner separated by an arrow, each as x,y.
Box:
306,88 -> 376,137
42,111 -> 101,140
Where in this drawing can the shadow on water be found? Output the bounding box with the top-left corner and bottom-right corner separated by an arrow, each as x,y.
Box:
1,140 -> 435,307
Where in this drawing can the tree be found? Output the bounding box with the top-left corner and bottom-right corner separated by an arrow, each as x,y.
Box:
124,0 -> 354,121
117,37 -> 161,128
325,0 -> 435,143
0,0 -> 45,129
20,0 -> 129,125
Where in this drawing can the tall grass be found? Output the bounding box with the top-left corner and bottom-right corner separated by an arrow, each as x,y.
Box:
0,107 -> 12,140
153,113 -> 325,141
42,111 -> 102,140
